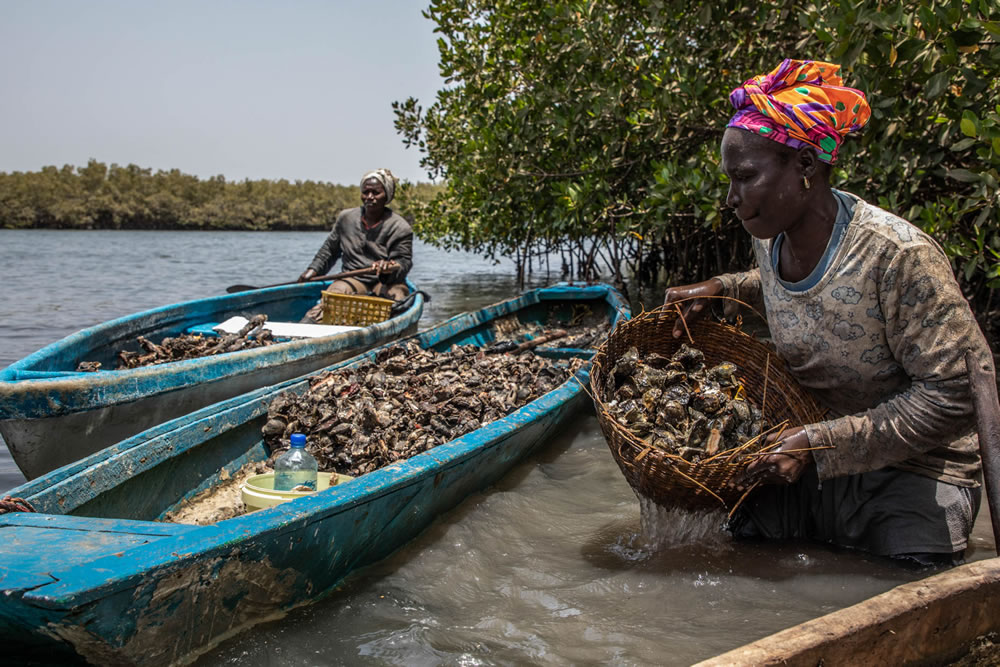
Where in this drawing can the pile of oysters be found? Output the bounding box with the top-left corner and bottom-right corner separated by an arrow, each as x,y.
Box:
263,340 -> 584,476
78,314 -> 277,371
601,344 -> 767,462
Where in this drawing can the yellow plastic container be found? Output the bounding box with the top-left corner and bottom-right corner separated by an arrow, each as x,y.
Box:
241,471 -> 353,512
320,291 -> 394,326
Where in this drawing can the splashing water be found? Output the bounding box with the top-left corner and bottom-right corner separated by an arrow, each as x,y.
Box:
638,495 -> 731,550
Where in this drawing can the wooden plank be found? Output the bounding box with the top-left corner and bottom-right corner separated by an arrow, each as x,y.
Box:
696,558 -> 1000,666
1,513 -> 202,536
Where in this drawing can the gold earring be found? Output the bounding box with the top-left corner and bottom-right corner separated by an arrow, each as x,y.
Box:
803,176 -> 811,190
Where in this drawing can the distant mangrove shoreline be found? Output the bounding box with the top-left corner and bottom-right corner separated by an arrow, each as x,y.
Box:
0,160 -> 441,231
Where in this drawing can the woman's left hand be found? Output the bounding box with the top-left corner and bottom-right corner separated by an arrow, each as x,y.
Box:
743,426 -> 813,485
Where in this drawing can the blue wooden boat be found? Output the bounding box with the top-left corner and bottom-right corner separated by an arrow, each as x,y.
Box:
0,279 -> 424,480
0,283 -> 629,666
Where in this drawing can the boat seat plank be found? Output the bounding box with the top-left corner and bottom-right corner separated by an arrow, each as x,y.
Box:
0,512 -> 202,535
0,517 -> 203,589
1,526 -> 154,565
0,564 -> 58,591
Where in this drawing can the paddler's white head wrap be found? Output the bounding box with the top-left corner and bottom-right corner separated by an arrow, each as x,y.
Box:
361,168 -> 397,204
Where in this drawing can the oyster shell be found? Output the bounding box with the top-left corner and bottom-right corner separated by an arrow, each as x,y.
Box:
604,344 -> 769,461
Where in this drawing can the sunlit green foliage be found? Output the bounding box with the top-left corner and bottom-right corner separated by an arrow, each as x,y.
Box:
395,0 -> 999,311
0,161 -> 442,231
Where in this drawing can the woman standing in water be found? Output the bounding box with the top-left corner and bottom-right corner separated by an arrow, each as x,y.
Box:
665,59 -> 994,567
299,168 -> 413,322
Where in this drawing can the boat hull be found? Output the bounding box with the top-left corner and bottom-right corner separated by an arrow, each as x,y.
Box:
0,281 -> 422,480
0,283 -> 629,666
14,391 -> 584,666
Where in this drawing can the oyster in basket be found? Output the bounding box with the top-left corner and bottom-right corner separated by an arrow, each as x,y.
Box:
603,344 -> 767,462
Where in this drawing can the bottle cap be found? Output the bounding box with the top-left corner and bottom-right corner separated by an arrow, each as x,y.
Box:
290,433 -> 306,448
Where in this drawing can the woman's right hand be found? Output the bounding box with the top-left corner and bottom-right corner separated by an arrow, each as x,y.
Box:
663,278 -> 723,339
298,268 -> 317,283
371,260 -> 399,276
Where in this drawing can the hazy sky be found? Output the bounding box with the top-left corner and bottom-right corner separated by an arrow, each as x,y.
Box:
0,1 -> 446,185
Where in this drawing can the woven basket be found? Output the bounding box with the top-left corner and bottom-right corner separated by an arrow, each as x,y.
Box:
321,292 -> 394,326
590,305 -> 826,512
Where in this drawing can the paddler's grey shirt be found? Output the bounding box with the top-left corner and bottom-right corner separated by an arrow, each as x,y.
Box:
717,194 -> 993,488
308,207 -> 413,287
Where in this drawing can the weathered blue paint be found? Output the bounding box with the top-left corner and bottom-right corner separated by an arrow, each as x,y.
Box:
0,280 -> 424,480
0,283 -> 629,666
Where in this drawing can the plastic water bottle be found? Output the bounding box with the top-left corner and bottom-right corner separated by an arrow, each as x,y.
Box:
273,433 -> 318,491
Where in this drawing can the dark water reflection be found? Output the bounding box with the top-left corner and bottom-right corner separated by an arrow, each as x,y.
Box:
0,230 -> 994,665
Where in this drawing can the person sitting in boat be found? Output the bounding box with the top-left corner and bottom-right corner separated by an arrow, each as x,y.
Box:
299,168 -> 413,323
664,59 -> 994,567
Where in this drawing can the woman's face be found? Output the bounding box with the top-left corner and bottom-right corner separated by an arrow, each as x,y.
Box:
361,179 -> 387,211
720,128 -> 807,240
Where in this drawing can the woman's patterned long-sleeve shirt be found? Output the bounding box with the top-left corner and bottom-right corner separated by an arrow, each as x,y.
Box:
717,197 -> 992,488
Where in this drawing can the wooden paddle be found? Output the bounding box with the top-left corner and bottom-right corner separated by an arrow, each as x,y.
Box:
966,349 -> 1000,555
226,266 -> 379,293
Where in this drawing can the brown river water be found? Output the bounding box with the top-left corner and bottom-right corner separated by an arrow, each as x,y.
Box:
1,229 -> 995,666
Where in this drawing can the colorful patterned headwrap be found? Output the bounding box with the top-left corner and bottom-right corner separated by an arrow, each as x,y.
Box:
361,168 -> 397,204
727,59 -> 871,163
